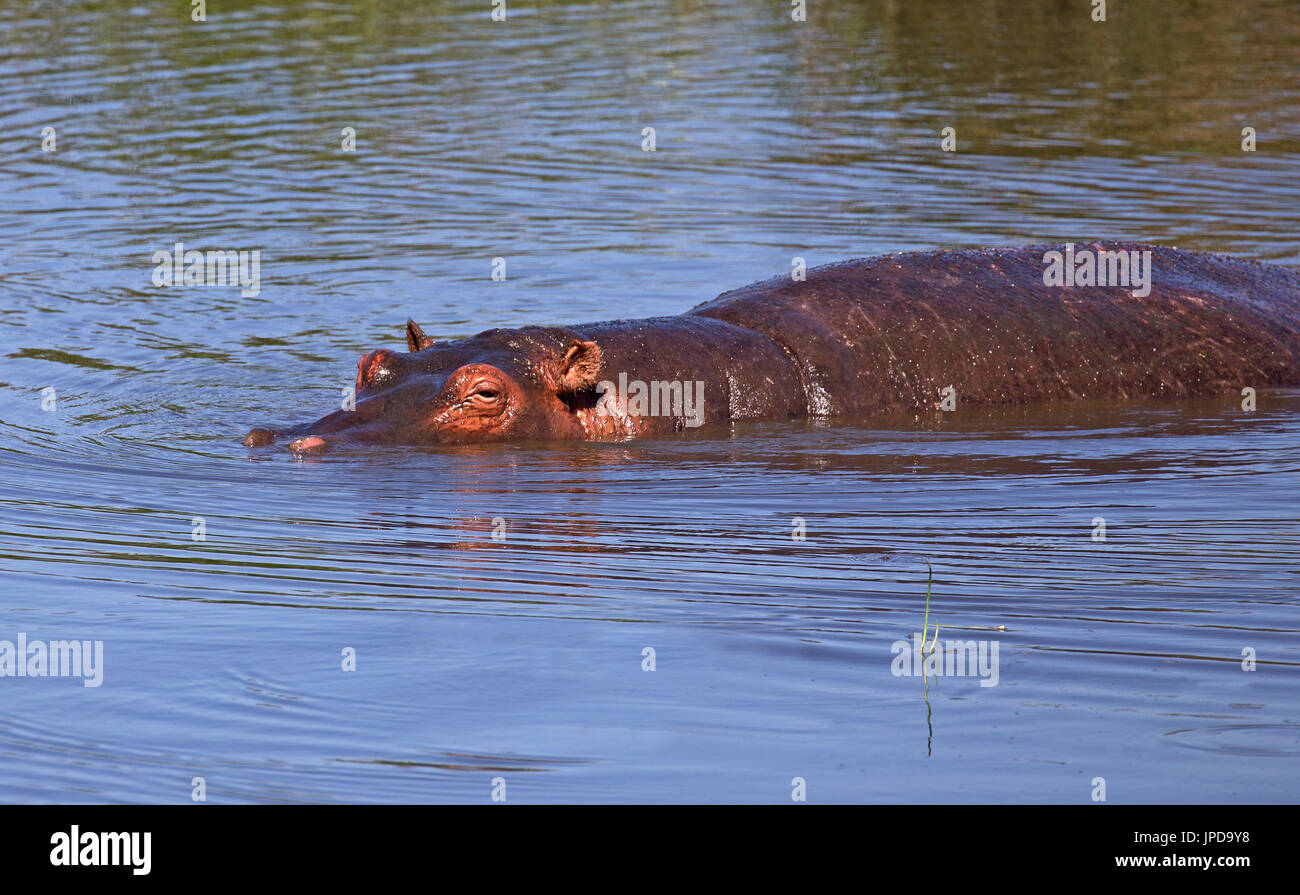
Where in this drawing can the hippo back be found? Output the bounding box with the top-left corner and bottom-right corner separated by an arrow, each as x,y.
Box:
687,244 -> 1300,416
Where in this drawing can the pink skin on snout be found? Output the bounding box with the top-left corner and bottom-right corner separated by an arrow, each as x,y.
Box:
288,435 -> 328,454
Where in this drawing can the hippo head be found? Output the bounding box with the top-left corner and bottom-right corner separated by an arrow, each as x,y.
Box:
244,320 -> 604,453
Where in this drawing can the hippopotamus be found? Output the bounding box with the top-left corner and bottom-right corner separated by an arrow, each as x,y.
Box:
243,243 -> 1300,453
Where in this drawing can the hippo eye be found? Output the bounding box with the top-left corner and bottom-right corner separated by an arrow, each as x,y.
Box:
448,366 -> 508,408
464,382 -> 501,403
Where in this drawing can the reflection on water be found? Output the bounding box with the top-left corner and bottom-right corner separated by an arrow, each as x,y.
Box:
1,0 -> 1298,802
1164,725 -> 1300,757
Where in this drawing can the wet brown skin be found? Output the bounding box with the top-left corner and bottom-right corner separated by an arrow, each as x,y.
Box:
243,243 -> 1300,453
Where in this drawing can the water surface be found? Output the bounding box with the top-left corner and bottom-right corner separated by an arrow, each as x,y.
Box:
1,0 -> 1298,802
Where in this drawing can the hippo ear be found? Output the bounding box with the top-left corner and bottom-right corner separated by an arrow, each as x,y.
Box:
555,339 -> 603,392
406,319 -> 434,352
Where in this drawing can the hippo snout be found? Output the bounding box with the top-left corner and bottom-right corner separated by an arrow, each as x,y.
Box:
287,435 -> 329,455
243,428 -> 331,454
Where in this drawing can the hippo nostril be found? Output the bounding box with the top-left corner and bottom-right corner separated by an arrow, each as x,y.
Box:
243,427 -> 276,447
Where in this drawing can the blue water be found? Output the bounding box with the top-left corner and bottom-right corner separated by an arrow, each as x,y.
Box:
1,0 -> 1298,802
